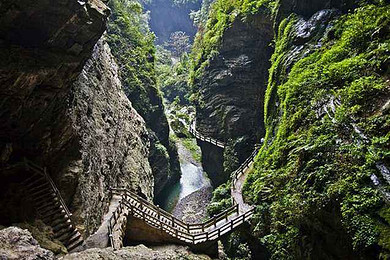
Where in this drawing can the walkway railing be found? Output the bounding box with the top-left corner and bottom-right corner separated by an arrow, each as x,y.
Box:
232,146 -> 261,187
106,140 -> 262,249
24,159 -> 73,221
189,120 -> 225,148
107,187 -> 254,249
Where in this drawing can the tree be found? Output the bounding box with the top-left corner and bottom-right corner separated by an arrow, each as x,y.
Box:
164,31 -> 191,57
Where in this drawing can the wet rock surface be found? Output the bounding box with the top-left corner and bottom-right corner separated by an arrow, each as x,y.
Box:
0,227 -> 55,260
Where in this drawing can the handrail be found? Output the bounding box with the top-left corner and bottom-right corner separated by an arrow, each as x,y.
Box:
232,146 -> 260,187
118,194 -> 254,245
106,144 -> 261,249
23,159 -> 72,218
189,120 -> 225,148
110,187 -> 240,233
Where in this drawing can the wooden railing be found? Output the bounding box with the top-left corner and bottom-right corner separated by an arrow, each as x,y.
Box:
189,120 -> 225,148
107,187 -> 253,249
105,142 -> 262,249
232,146 -> 261,187
23,159 -> 73,220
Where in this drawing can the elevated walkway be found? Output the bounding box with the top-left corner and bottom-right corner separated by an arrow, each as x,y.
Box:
189,120 -> 225,148
106,144 -> 260,255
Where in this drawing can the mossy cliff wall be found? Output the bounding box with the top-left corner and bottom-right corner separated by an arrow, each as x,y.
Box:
106,0 -> 181,197
191,5 -> 274,186
191,0 -> 390,258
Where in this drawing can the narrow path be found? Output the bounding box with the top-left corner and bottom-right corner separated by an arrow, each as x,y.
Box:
84,195 -> 122,249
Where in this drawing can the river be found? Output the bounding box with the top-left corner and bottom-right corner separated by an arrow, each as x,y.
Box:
157,138 -> 212,213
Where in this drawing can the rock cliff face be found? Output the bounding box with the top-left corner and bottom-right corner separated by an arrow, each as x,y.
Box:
0,0 -> 109,166
0,0 -> 154,240
194,13 -> 273,185
106,0 -> 181,198
192,0 -> 390,258
65,38 -> 154,235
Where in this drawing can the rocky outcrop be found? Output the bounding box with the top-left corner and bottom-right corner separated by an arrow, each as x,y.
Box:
0,0 -> 109,166
61,244 -> 211,260
64,38 -> 154,236
0,0 -> 155,242
0,227 -> 55,260
194,14 -> 273,185
105,0 -> 181,198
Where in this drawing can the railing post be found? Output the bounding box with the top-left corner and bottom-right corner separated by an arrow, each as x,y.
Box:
213,216 -> 217,227
206,232 -> 209,240
225,211 -> 228,221
192,235 -> 195,244
218,228 -> 220,237
202,224 -> 204,232
141,201 -> 145,220
172,216 -> 175,227
187,223 -> 190,233
175,228 -> 178,238
236,204 -> 239,214
231,219 -> 233,230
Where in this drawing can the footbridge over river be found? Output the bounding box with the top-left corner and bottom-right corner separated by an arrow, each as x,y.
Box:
102,124 -> 260,256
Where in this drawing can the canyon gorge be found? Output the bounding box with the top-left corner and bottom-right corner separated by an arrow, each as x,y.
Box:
0,0 -> 389,259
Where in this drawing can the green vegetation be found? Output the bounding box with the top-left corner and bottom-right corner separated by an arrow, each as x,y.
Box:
241,3 -> 390,258
189,0 -> 276,89
107,0 -> 161,124
156,47 -> 192,105
189,0 -> 389,258
107,0 -> 181,192
181,138 -> 202,162
207,182 -> 233,216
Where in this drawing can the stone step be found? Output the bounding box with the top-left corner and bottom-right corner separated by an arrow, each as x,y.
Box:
55,225 -> 74,239
51,217 -> 69,227
28,182 -> 51,193
57,229 -> 77,242
38,203 -> 62,216
36,198 -> 59,211
21,172 -> 42,185
30,187 -> 52,198
67,237 -> 84,252
24,176 -> 45,188
33,192 -> 56,205
53,219 -> 72,232
42,208 -> 66,222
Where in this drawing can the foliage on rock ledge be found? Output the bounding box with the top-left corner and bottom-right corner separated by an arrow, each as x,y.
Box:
106,0 -> 181,196
242,2 -> 390,259
107,0 -> 157,120
189,0 -> 276,88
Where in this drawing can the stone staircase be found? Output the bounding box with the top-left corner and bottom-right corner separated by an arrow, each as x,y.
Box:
21,160 -> 84,252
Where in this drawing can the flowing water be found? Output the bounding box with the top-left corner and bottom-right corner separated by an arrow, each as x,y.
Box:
157,139 -> 211,212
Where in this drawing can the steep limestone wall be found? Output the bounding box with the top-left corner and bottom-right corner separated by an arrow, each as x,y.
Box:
0,0 -> 155,239
194,13 -> 273,185
63,38 -> 154,236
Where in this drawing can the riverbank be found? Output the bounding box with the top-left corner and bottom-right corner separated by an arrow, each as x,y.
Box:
172,186 -> 212,223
